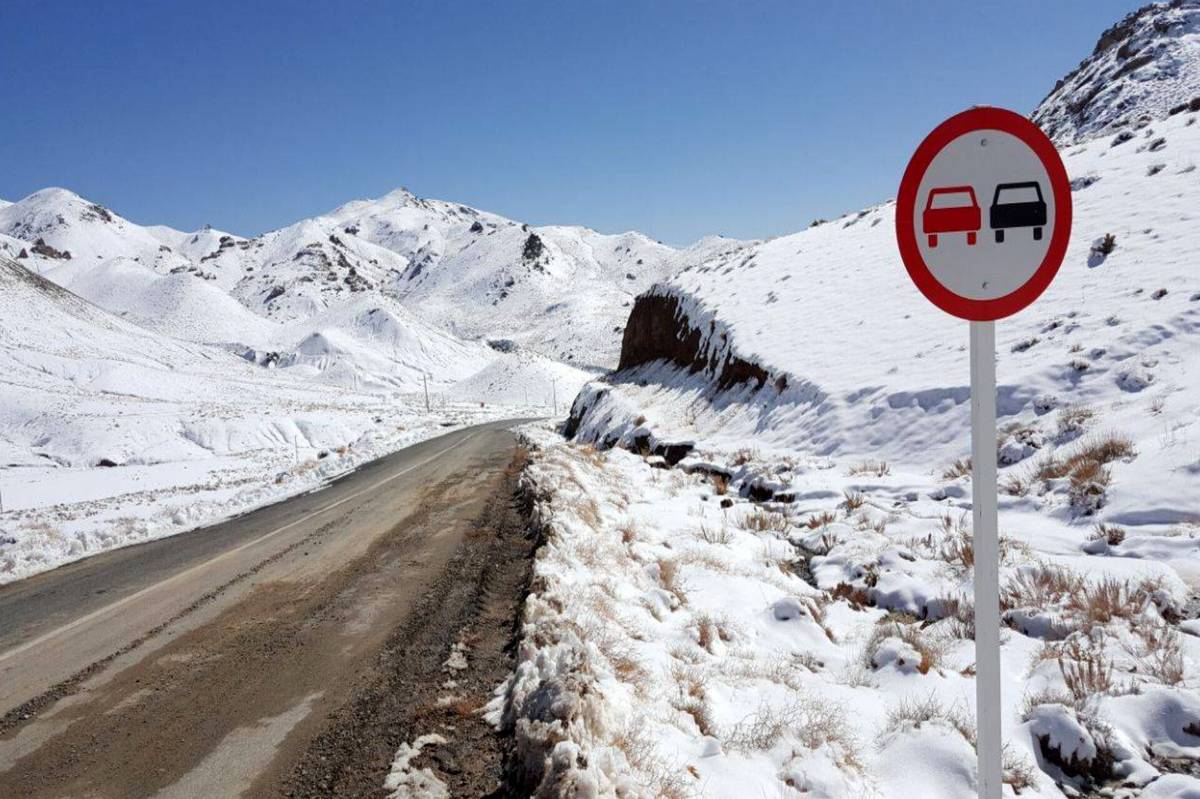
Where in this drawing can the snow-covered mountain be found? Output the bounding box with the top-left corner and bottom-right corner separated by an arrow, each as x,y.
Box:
1034,0 -> 1200,144
0,185 -> 742,372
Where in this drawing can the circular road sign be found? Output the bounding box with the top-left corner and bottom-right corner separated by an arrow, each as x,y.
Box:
895,106 -> 1072,321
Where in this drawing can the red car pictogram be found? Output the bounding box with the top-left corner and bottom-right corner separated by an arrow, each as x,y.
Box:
923,186 -> 980,247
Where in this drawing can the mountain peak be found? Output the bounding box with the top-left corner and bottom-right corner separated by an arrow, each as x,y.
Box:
1033,0 -> 1200,143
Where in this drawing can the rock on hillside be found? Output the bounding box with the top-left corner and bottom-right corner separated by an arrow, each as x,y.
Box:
1034,0 -> 1200,143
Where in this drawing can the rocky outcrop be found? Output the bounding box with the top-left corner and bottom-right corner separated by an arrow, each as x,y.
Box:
618,292 -> 769,390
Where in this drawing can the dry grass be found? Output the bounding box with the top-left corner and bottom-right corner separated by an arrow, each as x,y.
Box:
1090,523 -> 1126,546
710,473 -> 730,495
1000,471 -> 1030,497
724,697 -> 859,769
691,612 -> 734,654
657,558 -> 689,606
1125,620 -> 1186,686
617,518 -> 640,544
1065,576 -> 1151,628
805,510 -> 837,530
942,458 -> 972,480
697,519 -> 732,544
1056,637 -> 1120,704
864,620 -> 943,675
1056,403 -> 1095,439
848,459 -> 891,477
882,694 -> 974,744
841,490 -> 865,514
611,722 -> 695,799
736,507 -> 790,533
1001,565 -> 1084,614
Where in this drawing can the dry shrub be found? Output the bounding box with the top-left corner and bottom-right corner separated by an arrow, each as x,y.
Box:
848,459 -> 891,477
572,495 -> 603,530
617,518 -> 640,544
736,507 -> 790,533
1057,403 -> 1095,439
1065,576 -> 1150,628
842,490 -> 865,513
864,620 -> 943,675
710,473 -> 730,495
943,458 -> 972,480
1000,471 -> 1030,497
939,596 -> 976,640
731,448 -> 757,466
1090,523 -> 1126,546
724,697 -> 859,769
1034,433 -> 1135,484
611,722 -> 694,799
691,612 -> 733,653
805,510 -> 837,530
1056,637 -> 1119,704
831,582 -> 870,609
697,519 -> 732,545
1125,620 -> 1186,686
1003,745 -> 1037,793
658,558 -> 689,606
883,694 -> 974,744
1002,565 -> 1084,613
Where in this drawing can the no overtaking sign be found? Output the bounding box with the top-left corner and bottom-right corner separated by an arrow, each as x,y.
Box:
895,107 -> 1072,799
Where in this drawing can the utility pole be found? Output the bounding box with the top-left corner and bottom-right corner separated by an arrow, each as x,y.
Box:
551,378 -> 558,415
423,373 -> 430,413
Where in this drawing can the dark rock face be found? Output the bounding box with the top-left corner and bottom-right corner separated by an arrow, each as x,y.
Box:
618,293 -> 769,390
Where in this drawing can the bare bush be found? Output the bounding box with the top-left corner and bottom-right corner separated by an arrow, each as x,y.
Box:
848,459 -> 891,477
658,558 -> 689,606
942,458 -> 972,480
805,510 -> 837,529
736,507 -> 790,533
1057,637 -> 1119,703
883,694 -> 974,744
842,490 -> 865,514
1089,523 -> 1126,546
864,620 -> 943,674
724,697 -> 859,769
697,519 -> 732,545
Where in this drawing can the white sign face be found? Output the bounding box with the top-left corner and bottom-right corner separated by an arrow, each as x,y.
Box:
895,107 -> 1072,322
912,129 -> 1055,301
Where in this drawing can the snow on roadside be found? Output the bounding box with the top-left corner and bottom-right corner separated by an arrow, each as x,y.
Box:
0,403 -> 528,585
498,422 -> 1200,797
384,733 -> 450,799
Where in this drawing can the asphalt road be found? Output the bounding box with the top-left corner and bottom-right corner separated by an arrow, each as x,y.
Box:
0,418 -> 532,798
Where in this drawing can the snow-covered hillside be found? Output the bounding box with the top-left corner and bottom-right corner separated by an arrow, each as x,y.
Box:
1035,0 -> 1200,144
0,185 -> 742,372
513,7 -> 1200,797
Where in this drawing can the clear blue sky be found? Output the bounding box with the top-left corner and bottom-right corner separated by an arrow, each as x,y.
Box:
0,0 -> 1141,245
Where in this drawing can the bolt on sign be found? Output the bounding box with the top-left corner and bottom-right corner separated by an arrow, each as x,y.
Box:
895,106 -> 1072,799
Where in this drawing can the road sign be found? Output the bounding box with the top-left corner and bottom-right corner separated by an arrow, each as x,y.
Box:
896,106 -> 1072,322
895,107 -> 1072,799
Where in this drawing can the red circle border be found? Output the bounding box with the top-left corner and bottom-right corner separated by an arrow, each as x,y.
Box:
894,107 -> 1072,321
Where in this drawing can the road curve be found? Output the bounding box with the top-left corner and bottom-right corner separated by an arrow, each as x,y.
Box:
0,418 -> 533,798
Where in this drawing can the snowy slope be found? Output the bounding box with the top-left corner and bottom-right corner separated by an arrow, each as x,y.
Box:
0,255 -> 528,583
1034,0 -> 1200,144
533,10 -> 1200,796
45,256 -> 280,346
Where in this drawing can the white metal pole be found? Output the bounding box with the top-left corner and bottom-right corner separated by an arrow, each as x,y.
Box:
970,320 -> 1001,799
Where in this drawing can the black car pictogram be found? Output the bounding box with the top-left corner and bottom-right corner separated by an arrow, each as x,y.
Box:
989,181 -> 1046,243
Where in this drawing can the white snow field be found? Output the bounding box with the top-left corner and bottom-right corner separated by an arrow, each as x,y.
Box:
0,256 -> 546,584
499,6 -> 1200,797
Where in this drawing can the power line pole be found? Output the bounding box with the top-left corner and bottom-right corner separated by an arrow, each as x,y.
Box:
551,378 -> 558,415
423,373 -> 430,413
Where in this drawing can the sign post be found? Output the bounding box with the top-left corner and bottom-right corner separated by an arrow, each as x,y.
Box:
895,107 -> 1071,799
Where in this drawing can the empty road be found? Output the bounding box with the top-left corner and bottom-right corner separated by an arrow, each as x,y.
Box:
0,419 -> 536,798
